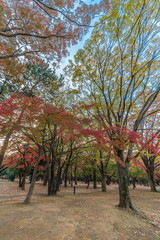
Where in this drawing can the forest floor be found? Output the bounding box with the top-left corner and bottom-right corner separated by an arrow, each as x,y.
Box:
0,179 -> 160,240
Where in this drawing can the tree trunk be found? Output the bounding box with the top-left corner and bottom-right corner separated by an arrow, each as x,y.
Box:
64,172 -> 68,187
64,164 -> 69,187
57,167 -> 62,192
99,150 -> 107,192
48,178 -> 57,195
24,148 -> 42,204
87,179 -> 90,188
141,155 -> 157,192
86,176 -> 90,188
133,178 -> 136,189
0,130 -> 14,167
74,166 -> 77,185
101,174 -> 106,192
48,160 -> 62,196
71,166 -> 73,187
48,173 -> 62,195
147,169 -> 157,192
48,151 -> 55,195
117,162 -> 134,209
93,169 -> 97,189
43,167 -> 48,186
106,175 -> 111,185
21,171 -> 27,190
19,173 -> 22,187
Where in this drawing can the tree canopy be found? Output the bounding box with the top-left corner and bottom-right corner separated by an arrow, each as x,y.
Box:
0,0 -> 109,77
65,0 -> 160,210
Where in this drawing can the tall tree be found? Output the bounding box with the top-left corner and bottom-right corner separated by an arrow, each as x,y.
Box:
67,0 -> 160,210
0,94 -> 30,167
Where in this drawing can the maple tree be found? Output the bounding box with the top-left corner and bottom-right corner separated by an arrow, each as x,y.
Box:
66,0 -> 160,210
0,0 -> 109,79
42,109 -> 94,197
133,103 -> 160,192
4,144 -> 44,190
0,94 -> 48,201
138,132 -> 160,192
1,94 -> 87,202
14,95 -> 91,203
0,94 -> 31,167
2,93 -> 159,206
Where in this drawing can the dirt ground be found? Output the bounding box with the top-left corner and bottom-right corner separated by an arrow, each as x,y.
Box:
0,179 -> 160,240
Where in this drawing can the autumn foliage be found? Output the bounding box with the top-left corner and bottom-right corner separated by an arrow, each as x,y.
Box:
0,0 -> 109,77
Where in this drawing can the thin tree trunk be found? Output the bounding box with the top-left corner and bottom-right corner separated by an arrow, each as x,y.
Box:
99,150 -> 107,192
71,166 -> 73,187
0,130 -> 14,167
106,175 -> 112,185
64,141 -> 73,187
133,177 -> 136,189
24,148 -> 42,204
93,168 -> 97,189
86,175 -> 91,188
64,164 -> 69,187
87,179 -> 90,188
74,166 -> 77,185
64,172 -> 68,187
